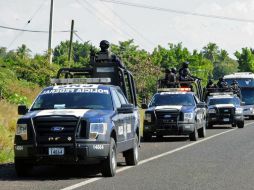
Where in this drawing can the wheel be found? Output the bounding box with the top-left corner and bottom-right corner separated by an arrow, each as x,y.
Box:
15,158 -> 33,177
142,133 -> 152,142
198,123 -> 206,138
101,138 -> 117,177
124,134 -> 139,166
189,125 -> 198,141
237,121 -> 244,128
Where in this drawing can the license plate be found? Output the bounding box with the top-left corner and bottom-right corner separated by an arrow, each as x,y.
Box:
223,118 -> 230,122
48,148 -> 64,156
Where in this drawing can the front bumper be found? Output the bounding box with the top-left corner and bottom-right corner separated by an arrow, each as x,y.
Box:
143,123 -> 195,136
243,109 -> 254,117
14,141 -> 110,165
208,114 -> 244,125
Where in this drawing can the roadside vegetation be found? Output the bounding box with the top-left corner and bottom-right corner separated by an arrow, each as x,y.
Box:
0,40 -> 253,163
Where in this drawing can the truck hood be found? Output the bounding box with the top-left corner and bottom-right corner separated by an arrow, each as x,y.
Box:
213,104 -> 235,108
23,109 -> 114,120
148,105 -> 195,112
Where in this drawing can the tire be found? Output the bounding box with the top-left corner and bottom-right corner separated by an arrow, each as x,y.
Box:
15,158 -> 33,177
237,121 -> 244,128
124,134 -> 139,166
142,133 -> 152,142
198,123 -> 206,138
189,125 -> 198,141
101,138 -> 117,177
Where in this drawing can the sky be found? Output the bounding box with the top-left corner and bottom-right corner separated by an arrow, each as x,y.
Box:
1,0 -> 254,57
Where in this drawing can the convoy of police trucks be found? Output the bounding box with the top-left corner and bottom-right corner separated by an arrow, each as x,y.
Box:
14,41 -> 249,177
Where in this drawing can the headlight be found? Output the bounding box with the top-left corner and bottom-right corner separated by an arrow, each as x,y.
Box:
235,108 -> 243,114
89,123 -> 107,139
208,109 -> 216,114
184,113 -> 194,121
145,113 -> 152,122
16,124 -> 27,140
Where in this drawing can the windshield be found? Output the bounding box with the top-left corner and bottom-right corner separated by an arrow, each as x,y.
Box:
31,89 -> 113,111
241,88 -> 254,105
208,98 -> 240,106
149,93 -> 195,107
224,78 -> 254,87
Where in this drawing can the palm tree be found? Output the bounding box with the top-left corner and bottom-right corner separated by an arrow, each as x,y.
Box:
16,44 -> 31,59
202,43 -> 219,63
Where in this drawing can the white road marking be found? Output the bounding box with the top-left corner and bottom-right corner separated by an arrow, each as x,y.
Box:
60,122 -> 254,190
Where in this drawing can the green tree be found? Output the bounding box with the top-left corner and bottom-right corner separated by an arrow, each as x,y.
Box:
202,43 -> 219,62
16,44 -> 31,60
151,43 -> 190,69
235,47 -> 254,72
53,41 -> 95,67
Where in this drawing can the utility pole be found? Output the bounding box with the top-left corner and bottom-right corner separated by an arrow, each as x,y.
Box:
48,0 -> 54,64
68,20 -> 74,63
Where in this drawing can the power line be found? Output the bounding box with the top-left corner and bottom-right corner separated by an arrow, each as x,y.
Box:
7,0 -> 47,48
99,1 -> 156,47
98,0 -> 254,23
0,25 -> 75,33
74,32 -> 85,43
76,0 -> 132,40
27,0 -> 46,24
81,0 -> 151,49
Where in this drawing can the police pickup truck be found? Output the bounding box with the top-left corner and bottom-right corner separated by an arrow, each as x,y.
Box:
14,41 -> 140,177
207,93 -> 244,128
142,88 -> 207,141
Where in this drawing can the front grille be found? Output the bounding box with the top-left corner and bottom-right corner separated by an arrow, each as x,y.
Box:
155,110 -> 180,129
33,116 -> 79,145
218,107 -> 235,120
218,107 -> 235,115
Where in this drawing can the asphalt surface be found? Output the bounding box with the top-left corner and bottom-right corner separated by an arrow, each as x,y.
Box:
1,120 -> 254,190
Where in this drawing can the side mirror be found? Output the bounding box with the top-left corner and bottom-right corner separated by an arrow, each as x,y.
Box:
141,103 -> 148,109
197,102 -> 207,108
117,104 -> 134,114
18,105 -> 28,115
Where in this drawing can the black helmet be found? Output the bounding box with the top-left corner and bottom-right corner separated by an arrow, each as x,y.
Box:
232,79 -> 238,85
99,40 -> 110,51
171,67 -> 177,73
165,68 -> 171,73
182,61 -> 189,68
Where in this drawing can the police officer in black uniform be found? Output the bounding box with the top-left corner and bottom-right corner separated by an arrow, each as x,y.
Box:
163,68 -> 176,87
217,78 -> 228,89
99,40 -> 126,69
206,79 -> 216,88
179,61 -> 194,81
231,79 -> 241,98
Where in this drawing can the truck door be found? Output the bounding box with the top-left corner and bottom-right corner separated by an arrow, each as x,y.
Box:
116,89 -> 134,140
111,89 -> 126,151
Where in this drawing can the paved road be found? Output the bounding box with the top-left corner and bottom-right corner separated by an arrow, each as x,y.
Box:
1,121 -> 254,190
